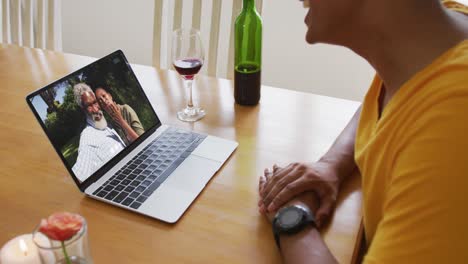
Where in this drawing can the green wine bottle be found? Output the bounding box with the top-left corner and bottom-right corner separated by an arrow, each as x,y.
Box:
234,0 -> 262,105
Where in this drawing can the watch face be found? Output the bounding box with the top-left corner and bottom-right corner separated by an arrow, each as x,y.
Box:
278,207 -> 302,228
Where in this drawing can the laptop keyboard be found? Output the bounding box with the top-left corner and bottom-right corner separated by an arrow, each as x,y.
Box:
92,127 -> 206,209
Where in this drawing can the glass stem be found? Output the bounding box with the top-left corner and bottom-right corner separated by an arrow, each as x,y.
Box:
61,241 -> 72,264
185,79 -> 194,109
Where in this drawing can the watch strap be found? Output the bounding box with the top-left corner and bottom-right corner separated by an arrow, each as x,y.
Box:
272,217 -> 281,249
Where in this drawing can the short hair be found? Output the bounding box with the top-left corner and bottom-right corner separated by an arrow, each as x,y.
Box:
73,83 -> 93,108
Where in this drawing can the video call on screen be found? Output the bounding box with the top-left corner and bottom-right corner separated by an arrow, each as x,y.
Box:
30,55 -> 158,182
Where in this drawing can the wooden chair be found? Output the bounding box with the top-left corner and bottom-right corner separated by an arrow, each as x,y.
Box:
152,0 -> 263,79
1,0 -> 61,50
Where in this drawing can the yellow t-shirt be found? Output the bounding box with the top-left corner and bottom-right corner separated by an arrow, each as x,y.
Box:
355,3 -> 468,263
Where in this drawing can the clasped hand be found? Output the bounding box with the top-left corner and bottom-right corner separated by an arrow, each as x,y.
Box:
258,162 -> 341,227
103,101 -> 124,124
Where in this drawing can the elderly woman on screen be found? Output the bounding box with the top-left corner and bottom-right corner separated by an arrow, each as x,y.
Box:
94,84 -> 145,145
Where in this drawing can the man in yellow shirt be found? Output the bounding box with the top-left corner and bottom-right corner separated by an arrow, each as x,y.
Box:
258,0 -> 468,263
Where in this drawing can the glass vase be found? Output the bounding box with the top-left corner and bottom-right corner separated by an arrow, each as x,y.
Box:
32,219 -> 93,264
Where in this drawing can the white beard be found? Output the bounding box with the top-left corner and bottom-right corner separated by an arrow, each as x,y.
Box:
94,116 -> 108,130
86,111 -> 108,130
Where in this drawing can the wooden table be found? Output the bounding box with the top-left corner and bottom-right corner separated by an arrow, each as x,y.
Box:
0,44 -> 362,263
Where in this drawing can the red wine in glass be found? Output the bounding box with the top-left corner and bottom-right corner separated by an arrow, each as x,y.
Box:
173,58 -> 203,80
171,28 -> 205,122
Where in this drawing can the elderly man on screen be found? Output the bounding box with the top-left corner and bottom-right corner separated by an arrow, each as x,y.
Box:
72,83 -> 126,182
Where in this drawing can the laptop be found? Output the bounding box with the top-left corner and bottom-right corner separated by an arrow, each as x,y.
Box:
26,50 -> 238,223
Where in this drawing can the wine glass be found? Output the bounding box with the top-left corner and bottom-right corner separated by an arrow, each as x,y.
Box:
172,28 -> 205,122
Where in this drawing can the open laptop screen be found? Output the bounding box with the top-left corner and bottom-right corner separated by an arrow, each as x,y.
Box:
27,51 -> 160,184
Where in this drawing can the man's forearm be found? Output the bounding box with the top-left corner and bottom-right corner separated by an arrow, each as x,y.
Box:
280,226 -> 338,264
319,107 -> 361,182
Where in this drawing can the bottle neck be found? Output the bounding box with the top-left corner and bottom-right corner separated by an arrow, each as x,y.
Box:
242,0 -> 256,11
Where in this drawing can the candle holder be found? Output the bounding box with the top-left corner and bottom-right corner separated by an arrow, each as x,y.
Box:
0,234 -> 41,263
32,219 -> 92,264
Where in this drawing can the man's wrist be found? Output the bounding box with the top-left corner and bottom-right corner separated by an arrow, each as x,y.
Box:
279,224 -> 318,248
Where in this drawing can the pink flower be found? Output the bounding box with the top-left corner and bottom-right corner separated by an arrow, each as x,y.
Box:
39,212 -> 84,241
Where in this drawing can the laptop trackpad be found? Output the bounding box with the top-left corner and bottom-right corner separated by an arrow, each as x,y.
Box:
164,155 -> 221,192
139,187 -> 195,223
192,136 -> 238,162
139,155 -> 221,223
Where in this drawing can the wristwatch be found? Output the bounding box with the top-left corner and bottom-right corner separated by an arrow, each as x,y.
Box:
272,204 -> 316,249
